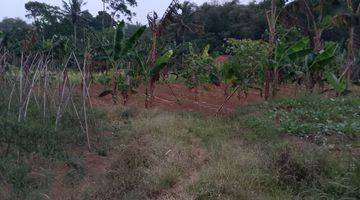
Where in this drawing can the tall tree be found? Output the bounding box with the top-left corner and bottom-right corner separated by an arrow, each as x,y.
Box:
62,0 -> 87,49
25,1 -> 64,38
167,1 -> 203,45
102,0 -> 137,21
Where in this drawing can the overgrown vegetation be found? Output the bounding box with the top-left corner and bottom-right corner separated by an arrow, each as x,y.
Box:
87,101 -> 359,199
0,0 -> 359,199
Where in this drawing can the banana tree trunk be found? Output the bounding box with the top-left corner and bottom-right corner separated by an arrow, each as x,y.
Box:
346,27 -> 356,88
265,1 -> 277,100
272,67 -> 279,97
313,31 -> 323,54
145,31 -> 158,108
73,24 -> 77,50
264,69 -> 272,100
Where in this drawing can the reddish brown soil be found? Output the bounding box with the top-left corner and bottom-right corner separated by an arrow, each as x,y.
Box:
89,83 -> 298,115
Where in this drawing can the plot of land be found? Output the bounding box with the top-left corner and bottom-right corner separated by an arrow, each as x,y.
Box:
90,83 -> 302,114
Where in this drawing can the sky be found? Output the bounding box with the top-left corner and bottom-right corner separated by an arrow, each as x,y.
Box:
0,0 -> 256,25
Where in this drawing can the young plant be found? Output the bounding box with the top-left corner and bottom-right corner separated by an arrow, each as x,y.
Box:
223,39 -> 268,96
136,49 -> 174,108
182,44 -> 216,86
99,21 -> 146,105
325,72 -> 347,96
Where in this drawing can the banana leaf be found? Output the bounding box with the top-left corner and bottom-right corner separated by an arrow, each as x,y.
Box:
325,72 -> 346,94
309,43 -> 338,71
287,38 -> 312,61
150,50 -> 173,77
113,21 -> 125,61
122,25 -> 146,55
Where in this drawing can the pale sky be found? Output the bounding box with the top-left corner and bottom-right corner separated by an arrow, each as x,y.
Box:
0,0 -> 257,24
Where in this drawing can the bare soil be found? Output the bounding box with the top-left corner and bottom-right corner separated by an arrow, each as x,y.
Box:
90,83 -> 298,115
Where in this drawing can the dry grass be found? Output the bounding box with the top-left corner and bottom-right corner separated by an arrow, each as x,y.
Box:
2,96 -> 358,200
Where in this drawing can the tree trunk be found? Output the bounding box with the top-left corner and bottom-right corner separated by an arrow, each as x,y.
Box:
272,68 -> 279,98
145,31 -> 158,108
313,31 -> 323,53
265,0 -> 277,100
264,69 -> 272,100
346,27 -> 356,88
73,24 -> 77,50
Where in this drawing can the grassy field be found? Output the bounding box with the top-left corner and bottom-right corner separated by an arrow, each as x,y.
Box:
1,92 -> 359,200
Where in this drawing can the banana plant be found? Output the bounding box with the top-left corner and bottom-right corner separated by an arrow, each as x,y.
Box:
304,42 -> 338,91
135,49 -> 174,108
263,36 -> 312,97
308,42 -> 338,72
281,0 -> 340,52
99,20 -> 146,105
325,72 -> 347,96
277,36 -> 338,91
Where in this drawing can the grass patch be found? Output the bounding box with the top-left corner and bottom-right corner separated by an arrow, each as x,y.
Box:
269,96 -> 360,137
0,85 -> 105,199
1,89 -> 359,200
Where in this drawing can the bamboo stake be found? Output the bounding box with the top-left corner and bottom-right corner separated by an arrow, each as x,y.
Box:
70,96 -> 85,133
81,54 -> 91,151
72,52 -> 93,107
72,51 -> 91,151
55,67 -> 69,131
18,53 -> 24,122
43,61 -> 48,118
8,82 -> 16,112
54,76 -> 68,131
215,85 -> 240,116
23,58 -> 42,121
166,82 -> 181,105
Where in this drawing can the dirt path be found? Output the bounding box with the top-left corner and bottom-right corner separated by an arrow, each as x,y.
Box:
155,140 -> 209,200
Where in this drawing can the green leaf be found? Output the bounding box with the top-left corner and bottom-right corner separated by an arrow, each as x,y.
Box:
209,72 -> 221,86
202,44 -> 210,58
319,15 -> 333,29
113,20 -> 125,61
287,38 -> 312,61
309,43 -> 338,71
122,26 -> 146,55
222,62 -> 236,83
150,50 -> 173,77
116,74 -> 129,92
325,72 -> 346,94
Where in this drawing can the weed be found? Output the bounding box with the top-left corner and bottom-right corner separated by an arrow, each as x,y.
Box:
0,156 -> 52,199
157,166 -> 182,190
64,156 -> 86,185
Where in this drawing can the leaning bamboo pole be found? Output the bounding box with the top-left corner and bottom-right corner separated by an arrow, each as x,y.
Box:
73,52 -> 91,151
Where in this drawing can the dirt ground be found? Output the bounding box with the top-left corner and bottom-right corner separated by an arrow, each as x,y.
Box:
89,83 -> 300,115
